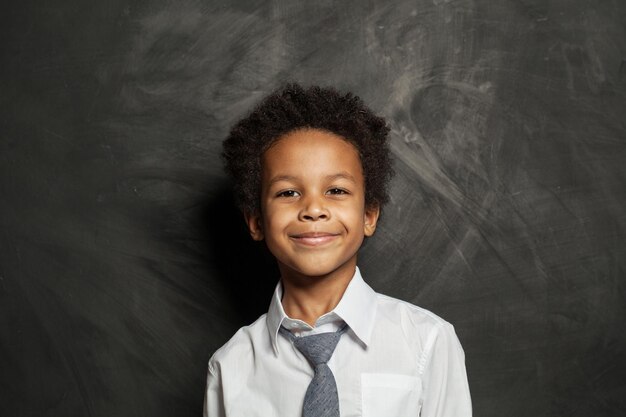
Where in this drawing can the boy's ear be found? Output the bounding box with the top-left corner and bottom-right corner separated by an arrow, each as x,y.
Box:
363,204 -> 380,237
244,210 -> 264,241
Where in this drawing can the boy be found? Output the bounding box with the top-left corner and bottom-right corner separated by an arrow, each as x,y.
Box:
204,84 -> 471,417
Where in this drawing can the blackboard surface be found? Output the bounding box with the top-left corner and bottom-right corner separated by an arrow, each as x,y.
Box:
1,1 -> 625,416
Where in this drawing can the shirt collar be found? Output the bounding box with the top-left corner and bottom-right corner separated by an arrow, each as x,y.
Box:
267,267 -> 378,355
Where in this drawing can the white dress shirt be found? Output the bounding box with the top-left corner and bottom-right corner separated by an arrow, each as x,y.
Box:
204,267 -> 472,417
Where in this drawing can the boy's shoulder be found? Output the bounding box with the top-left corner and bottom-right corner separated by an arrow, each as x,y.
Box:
208,313 -> 269,370
371,292 -> 463,374
375,290 -> 450,324
376,293 -> 456,344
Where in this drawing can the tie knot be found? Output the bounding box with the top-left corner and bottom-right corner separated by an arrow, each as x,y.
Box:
293,332 -> 341,365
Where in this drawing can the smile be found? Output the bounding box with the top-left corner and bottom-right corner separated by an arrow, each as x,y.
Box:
289,232 -> 340,246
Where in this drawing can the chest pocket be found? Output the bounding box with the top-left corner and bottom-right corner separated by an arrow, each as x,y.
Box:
361,373 -> 422,417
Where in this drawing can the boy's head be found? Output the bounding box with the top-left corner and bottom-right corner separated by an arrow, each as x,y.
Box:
222,84 -> 394,278
222,83 -> 393,215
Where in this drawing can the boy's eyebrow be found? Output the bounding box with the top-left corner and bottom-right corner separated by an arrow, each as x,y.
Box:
267,175 -> 299,187
325,172 -> 357,183
267,172 -> 357,187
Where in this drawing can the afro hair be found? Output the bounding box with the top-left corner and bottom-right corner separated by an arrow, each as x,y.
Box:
222,83 -> 394,214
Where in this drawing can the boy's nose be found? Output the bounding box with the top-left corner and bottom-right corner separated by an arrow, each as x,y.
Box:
298,196 -> 330,221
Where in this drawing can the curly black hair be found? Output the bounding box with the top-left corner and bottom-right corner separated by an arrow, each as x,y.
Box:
222,83 -> 394,214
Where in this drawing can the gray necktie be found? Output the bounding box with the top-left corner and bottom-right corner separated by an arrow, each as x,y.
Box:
279,323 -> 349,417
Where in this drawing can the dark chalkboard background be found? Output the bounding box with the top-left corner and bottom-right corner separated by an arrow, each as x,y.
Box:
1,0 -> 625,416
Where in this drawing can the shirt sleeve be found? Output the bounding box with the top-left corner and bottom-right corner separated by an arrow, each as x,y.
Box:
419,322 -> 472,417
203,358 -> 226,417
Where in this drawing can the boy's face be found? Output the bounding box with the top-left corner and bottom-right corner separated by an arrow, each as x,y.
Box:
245,129 -> 379,280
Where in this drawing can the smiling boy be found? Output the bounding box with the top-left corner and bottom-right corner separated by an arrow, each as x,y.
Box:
204,84 -> 471,417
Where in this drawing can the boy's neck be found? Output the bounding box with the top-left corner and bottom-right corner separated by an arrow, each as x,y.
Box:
279,262 -> 356,327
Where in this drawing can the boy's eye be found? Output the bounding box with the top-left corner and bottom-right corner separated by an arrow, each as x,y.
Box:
326,188 -> 349,195
276,190 -> 300,198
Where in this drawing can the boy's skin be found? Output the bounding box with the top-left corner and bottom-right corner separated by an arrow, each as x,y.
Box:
244,128 -> 379,326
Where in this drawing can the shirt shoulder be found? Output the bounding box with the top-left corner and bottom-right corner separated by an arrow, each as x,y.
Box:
375,292 -> 450,327
374,292 -> 456,347
208,313 -> 269,373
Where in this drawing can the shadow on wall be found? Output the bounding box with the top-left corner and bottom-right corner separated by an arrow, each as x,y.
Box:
202,182 -> 279,326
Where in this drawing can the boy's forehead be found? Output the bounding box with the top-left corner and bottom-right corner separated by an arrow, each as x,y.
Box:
261,129 -> 364,178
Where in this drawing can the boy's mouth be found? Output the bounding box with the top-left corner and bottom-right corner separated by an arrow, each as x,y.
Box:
289,232 -> 340,246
